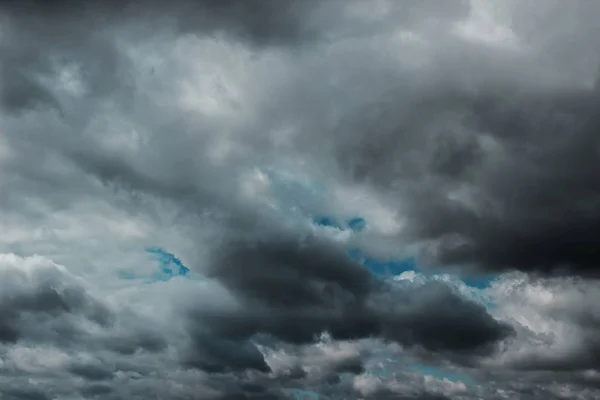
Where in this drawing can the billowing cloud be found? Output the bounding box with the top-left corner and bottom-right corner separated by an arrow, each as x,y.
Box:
0,254 -> 112,345
191,234 -> 511,355
1,0 -> 600,399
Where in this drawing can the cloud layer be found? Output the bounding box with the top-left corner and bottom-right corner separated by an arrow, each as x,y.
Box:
2,0 -> 600,399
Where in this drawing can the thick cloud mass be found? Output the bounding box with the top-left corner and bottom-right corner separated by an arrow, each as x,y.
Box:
1,0 -> 600,399
194,235 -> 512,352
0,254 -> 113,345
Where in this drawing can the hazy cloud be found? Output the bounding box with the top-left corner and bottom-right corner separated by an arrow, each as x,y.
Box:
1,0 -> 600,399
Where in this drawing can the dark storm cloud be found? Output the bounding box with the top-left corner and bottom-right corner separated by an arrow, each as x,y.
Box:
347,4 -> 600,279
1,388 -> 51,400
2,0 -> 600,399
79,384 -> 114,397
213,391 -> 284,400
0,0 -> 324,115
0,70 -> 62,114
183,332 -> 271,374
332,357 -> 365,375
428,87 -> 600,277
0,265 -> 113,345
197,373 -> 291,400
4,1 -> 600,282
374,282 -> 513,354
67,361 -> 115,381
1,0 -> 322,46
181,233 -> 512,374
329,69 -> 600,276
0,5 -> 128,114
206,235 -> 374,308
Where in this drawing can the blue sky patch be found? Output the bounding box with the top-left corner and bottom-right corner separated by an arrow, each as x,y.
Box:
312,214 -> 498,312
312,215 -> 367,232
146,247 -> 190,281
347,217 -> 366,232
312,214 -> 416,277
348,248 -> 416,277
410,363 -> 474,385
461,273 -> 497,289
313,216 -> 343,230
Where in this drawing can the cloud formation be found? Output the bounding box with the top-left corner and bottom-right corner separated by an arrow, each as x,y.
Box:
2,0 -> 600,398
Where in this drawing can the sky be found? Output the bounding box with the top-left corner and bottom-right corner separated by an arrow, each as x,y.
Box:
1,0 -> 600,399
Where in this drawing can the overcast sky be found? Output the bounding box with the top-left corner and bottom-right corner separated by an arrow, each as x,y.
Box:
2,0 -> 600,399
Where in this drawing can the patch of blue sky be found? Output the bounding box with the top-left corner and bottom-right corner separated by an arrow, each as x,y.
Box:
312,212 -> 498,281
311,214 -> 416,277
312,212 -> 499,309
346,217 -> 366,232
285,388 -> 324,400
409,363 -> 474,386
145,247 -> 190,281
312,215 -> 367,232
460,273 -> 497,289
422,261 -> 501,290
348,247 -> 417,277
312,216 -> 343,230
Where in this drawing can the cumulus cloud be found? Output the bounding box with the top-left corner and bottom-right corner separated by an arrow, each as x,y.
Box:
190,234 -> 512,357
0,254 -> 112,345
1,0 -> 600,399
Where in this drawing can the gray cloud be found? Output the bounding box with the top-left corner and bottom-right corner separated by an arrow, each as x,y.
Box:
0,0 -> 323,112
79,384 -> 114,398
67,361 -> 115,381
183,333 -> 272,374
1,388 -> 51,400
487,274 -> 600,373
188,234 -> 512,359
300,3 -> 600,277
1,0 -> 600,399
0,255 -> 113,345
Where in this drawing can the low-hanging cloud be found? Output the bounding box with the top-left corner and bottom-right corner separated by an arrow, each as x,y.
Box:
2,0 -> 600,399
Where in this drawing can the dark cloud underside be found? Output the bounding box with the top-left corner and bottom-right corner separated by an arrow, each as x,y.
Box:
2,1 -> 600,399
